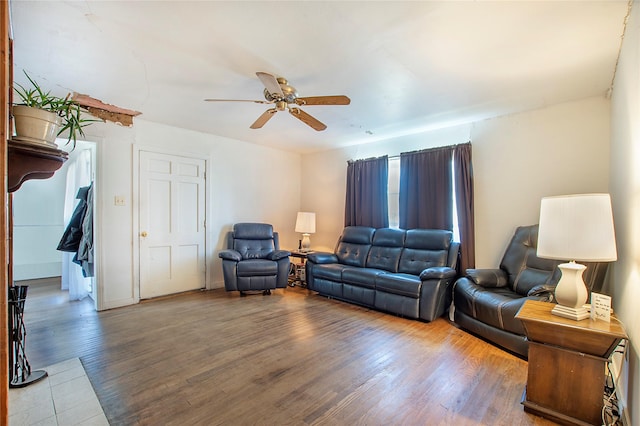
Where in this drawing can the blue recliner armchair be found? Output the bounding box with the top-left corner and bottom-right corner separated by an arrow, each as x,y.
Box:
218,223 -> 291,295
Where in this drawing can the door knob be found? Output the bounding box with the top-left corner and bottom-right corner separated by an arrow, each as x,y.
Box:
140,231 -> 148,237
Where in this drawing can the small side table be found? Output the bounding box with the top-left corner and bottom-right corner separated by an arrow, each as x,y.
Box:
515,300 -> 627,426
288,251 -> 312,287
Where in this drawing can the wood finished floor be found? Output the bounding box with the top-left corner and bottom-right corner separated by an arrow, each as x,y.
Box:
19,278 -> 558,426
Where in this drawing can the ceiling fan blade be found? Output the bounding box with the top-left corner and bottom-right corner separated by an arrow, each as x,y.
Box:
204,99 -> 270,104
295,95 -> 351,106
289,108 -> 327,131
250,108 -> 277,129
256,72 -> 283,97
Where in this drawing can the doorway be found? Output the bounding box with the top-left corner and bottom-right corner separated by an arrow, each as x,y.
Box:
137,149 -> 207,299
12,139 -> 98,308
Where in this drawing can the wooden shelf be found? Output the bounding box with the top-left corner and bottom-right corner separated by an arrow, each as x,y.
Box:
8,139 -> 68,192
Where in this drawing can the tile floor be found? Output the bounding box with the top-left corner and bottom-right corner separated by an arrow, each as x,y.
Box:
9,358 -> 108,425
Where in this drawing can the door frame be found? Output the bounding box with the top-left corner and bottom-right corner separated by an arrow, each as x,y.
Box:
66,139 -> 99,308
132,144 -> 211,302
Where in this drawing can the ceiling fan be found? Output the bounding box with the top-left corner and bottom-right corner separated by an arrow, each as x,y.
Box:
204,72 -> 350,131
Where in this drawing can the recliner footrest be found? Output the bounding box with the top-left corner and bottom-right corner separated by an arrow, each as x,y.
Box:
237,259 -> 278,276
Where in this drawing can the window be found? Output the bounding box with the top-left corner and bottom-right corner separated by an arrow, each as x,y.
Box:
388,157 -> 400,229
387,156 -> 460,242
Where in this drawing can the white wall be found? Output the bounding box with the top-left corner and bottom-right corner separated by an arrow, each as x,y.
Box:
303,96 -> 611,268
609,1 -> 640,423
471,96 -> 611,267
82,118 -> 301,310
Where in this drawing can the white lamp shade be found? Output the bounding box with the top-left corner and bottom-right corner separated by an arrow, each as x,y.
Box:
537,193 -> 617,262
295,212 -> 316,234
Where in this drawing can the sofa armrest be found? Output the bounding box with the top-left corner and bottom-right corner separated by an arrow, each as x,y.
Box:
465,268 -> 508,288
219,249 -> 242,262
527,283 -> 556,300
268,250 -> 291,261
420,266 -> 457,280
307,252 -> 339,264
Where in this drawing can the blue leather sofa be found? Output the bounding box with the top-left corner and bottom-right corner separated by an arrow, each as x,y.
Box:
452,225 -> 608,357
306,226 -> 460,321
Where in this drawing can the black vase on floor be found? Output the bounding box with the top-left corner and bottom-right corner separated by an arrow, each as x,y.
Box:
8,285 -> 47,388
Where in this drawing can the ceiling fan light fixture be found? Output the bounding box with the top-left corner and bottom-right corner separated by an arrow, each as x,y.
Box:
280,85 -> 298,103
206,71 -> 349,131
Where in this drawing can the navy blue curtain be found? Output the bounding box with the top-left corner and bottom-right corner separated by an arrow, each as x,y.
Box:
344,156 -> 389,228
399,146 -> 454,230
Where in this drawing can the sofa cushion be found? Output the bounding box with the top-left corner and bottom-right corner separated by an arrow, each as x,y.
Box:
372,227 -> 405,246
334,226 -> 375,267
500,225 -> 563,296
405,229 -> 452,250
232,223 -> 276,260
375,273 -> 422,298
366,228 -> 404,272
236,259 -> 277,277
511,266 -> 558,296
366,246 -> 403,273
339,226 -> 376,244
233,223 -> 274,239
234,239 -> 275,260
342,267 -> 383,289
399,248 -> 448,275
398,229 -> 452,275
311,263 -> 344,282
335,242 -> 371,267
453,277 -> 528,336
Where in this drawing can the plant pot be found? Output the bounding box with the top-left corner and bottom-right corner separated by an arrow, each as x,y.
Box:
12,105 -> 62,146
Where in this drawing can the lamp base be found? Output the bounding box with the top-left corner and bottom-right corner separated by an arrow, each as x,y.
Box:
551,304 -> 590,321
300,233 -> 311,252
552,261 -> 589,321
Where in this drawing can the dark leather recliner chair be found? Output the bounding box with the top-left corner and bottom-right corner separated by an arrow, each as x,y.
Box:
452,224 -> 607,358
218,223 -> 291,295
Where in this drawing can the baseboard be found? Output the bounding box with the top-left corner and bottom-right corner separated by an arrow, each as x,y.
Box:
98,297 -> 138,311
13,262 -> 62,281
209,280 -> 224,290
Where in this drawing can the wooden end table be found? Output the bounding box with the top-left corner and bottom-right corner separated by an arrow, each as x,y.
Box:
515,300 -> 627,426
288,251 -> 312,287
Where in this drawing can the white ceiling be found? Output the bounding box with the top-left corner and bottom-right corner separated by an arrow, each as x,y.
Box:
10,1 -> 630,154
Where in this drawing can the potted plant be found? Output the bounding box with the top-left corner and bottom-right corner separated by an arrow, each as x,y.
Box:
13,71 -> 97,148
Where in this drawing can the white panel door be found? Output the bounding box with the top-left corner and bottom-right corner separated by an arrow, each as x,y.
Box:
139,151 -> 206,299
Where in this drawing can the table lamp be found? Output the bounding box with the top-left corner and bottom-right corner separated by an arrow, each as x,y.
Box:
295,212 -> 316,252
536,193 -> 617,320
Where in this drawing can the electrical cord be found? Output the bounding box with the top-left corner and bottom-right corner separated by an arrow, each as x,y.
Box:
602,340 -> 628,426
